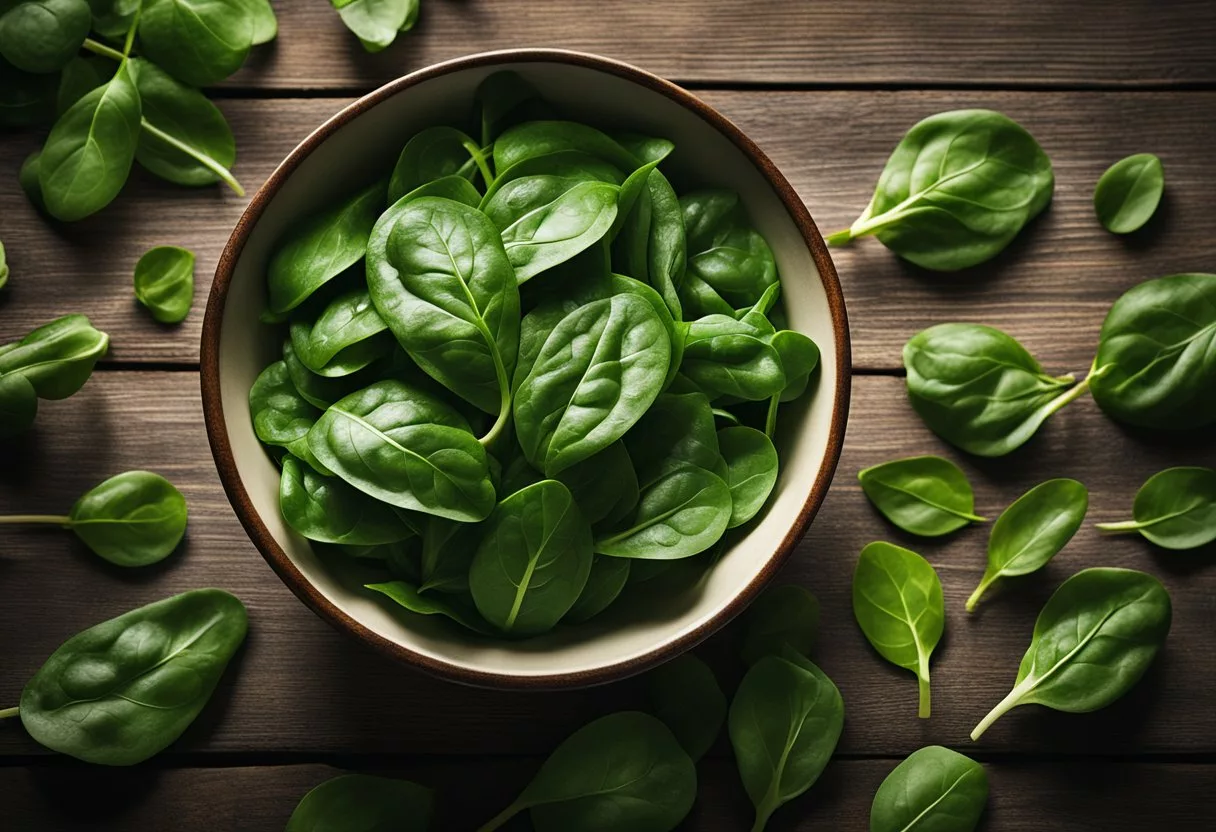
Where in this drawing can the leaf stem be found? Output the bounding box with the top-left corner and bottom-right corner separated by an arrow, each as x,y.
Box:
1039,368 -> 1097,422
463,141 -> 495,189
764,394 -> 779,438
971,678 -> 1031,740
0,515 -> 72,526
917,672 -> 931,719
82,38 -> 126,62
0,706 -> 18,720
823,229 -> 853,246
139,119 -> 247,196
121,11 -> 140,59
475,801 -> 522,832
965,575 -> 997,612
1094,520 -> 1142,534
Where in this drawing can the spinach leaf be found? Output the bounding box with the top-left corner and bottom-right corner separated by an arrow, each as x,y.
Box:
240,0 -> 277,44
56,54 -> 109,114
330,0 -> 418,53
614,169 -> 686,320
0,240 -> 7,289
393,173 -> 482,208
59,470 -> 189,566
971,567 -> 1171,740
0,313 -> 108,400
1094,153 -> 1164,234
740,583 -> 820,667
366,195 -> 519,432
129,58 -> 243,195
613,132 -> 676,165
681,314 -> 786,402
647,653 -> 726,761
718,425 -> 778,527
289,287 -> 391,377
280,455 -> 414,546
133,245 -> 195,324
496,179 -> 620,283
858,455 -> 985,537
366,580 -> 493,635
480,150 -> 625,209
729,655 -> 844,832
0,371 -> 38,437
249,360 -> 330,462
853,541 -> 944,718
967,478 -> 1088,611
564,554 -> 630,623
39,59 -> 140,221
139,0 -> 254,87
479,711 -> 696,832
679,190 -> 776,317
1096,466 -> 1216,550
387,125 -> 482,204
0,0 -> 90,73
286,773 -> 433,832
826,109 -> 1054,271
553,439 -> 639,526
474,70 -> 551,149
267,180 -> 387,315
281,337 -> 391,412
1089,273 -> 1216,429
0,56 -> 57,128
306,380 -> 496,522
493,120 -> 640,176
514,294 -> 669,476
15,589 -> 247,764
86,0 -> 138,40
469,479 -> 592,636
904,323 -> 1090,456
418,515 -> 478,594
869,745 -> 988,832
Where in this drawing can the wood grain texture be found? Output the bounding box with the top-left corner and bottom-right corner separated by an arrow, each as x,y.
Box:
0,373 -> 1211,760
3,93 -> 1214,369
5,759 -> 1216,831
210,0 -> 1216,88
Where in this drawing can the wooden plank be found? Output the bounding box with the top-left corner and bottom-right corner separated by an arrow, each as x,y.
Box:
0,373 -> 1211,759
4,760 -> 1215,830
218,0 -> 1216,88
3,92 -> 1214,370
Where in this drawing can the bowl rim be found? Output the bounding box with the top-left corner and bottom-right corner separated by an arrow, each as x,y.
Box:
201,47 -> 851,690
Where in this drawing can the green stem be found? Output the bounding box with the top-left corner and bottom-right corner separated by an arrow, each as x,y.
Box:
1039,369 -> 1097,422
965,574 -> 997,612
476,802 -> 522,832
0,706 -> 18,720
0,515 -> 72,526
463,141 -> 495,188
823,228 -> 853,246
121,11 -> 140,58
750,800 -> 776,832
971,679 -> 1030,741
917,671 -> 931,719
764,394 -> 780,438
82,38 -> 126,62
1094,520 -> 1142,534
140,119 -> 246,196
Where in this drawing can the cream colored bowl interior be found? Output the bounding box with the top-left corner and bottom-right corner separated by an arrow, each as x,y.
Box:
216,58 -> 841,682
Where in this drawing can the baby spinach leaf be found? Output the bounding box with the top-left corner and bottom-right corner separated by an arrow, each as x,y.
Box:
826,109 -> 1054,271
0,313 -> 108,400
365,580 -> 493,635
1089,273 -> 1216,430
307,380 -> 496,522
56,54 -> 109,114
0,371 -> 37,437
493,120 -> 640,177
971,567 -> 1171,740
679,190 -> 776,317
16,589 -> 247,764
279,455 -> 414,546
858,455 -> 985,537
564,554 -> 630,623
286,773 -> 433,832
133,245 -> 195,324
718,425 -> 778,527
869,745 -> 988,832
480,711 -> 696,832
0,56 -> 57,128
249,363 -> 326,466
139,0 -> 254,87
267,180 -> 387,315
394,173 -> 482,208
481,150 -> 625,210
39,59 -> 140,222
497,179 -> 620,283
289,287 -> 390,377
771,329 -> 819,402
648,653 -> 726,761
613,132 -> 676,166
475,70 -> 552,149
0,0 -> 91,73
554,439 -> 639,526
65,470 -> 189,566
740,583 -> 820,667
853,541 -> 944,718
1094,153 -> 1164,234
514,294 -> 669,476
967,478 -> 1088,612
86,0 -> 138,40
469,479 -> 593,636
904,323 -> 1090,457
418,515 -> 478,594
1096,466 -> 1216,550
615,169 -> 687,320
129,58 -> 243,195
281,337 -> 385,411
729,655 -> 844,832
240,0 -> 277,44
625,392 -> 723,488
681,314 -> 786,402
387,125 -> 481,204
330,0 -> 418,53
367,195 -> 519,430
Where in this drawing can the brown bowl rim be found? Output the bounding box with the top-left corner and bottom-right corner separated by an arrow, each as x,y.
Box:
201,47 -> 851,690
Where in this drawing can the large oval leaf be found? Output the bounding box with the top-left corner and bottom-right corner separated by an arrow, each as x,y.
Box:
497,179 -> 620,283
68,470 -> 188,567
869,746 -> 988,832
1096,466 -> 1216,550
0,313 -> 109,399
286,773 -> 433,832
279,455 -> 414,546
858,455 -> 984,537
138,0 -> 253,87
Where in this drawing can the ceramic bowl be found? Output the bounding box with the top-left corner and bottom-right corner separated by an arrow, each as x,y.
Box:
202,48 -> 849,690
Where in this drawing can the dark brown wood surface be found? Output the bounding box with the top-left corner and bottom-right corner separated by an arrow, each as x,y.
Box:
2,1 -> 1215,829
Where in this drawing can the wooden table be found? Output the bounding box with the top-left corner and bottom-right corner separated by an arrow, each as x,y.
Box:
3,2 -> 1216,828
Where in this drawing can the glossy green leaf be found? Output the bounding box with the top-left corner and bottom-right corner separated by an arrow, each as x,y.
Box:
387,125 -> 480,204
248,360 -> 324,463
1096,466 -> 1216,550
417,515 -> 478,594
853,541 -> 943,718
729,655 -> 844,832
330,0 -> 419,53
365,580 -> 493,636
679,190 -> 776,317
288,287 -> 390,377
0,313 -> 108,399
0,371 -> 38,437
1090,273 -> 1216,430
1094,153 -> 1164,234
647,653 -> 726,761
827,109 -> 1054,271
286,773 -> 433,832
718,425 -> 778,527
469,480 -> 593,636
681,314 -> 786,402
240,0 -> 277,44
967,478 -> 1088,611
56,55 -> 109,114
554,439 -> 639,526
740,583 -> 820,667
139,0 -> 253,87
480,150 -> 625,210
972,567 -> 1171,740
492,120 -> 640,176
474,70 -> 551,149
67,470 -> 188,566
904,323 -> 1087,456
133,245 -> 195,324
0,0 -> 90,73
85,0 -> 138,40
858,455 -> 985,537
563,554 -> 630,623
281,337 -> 384,411
18,589 -> 247,765
279,455 -> 414,546
869,746 -> 988,832
497,179 -> 620,283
